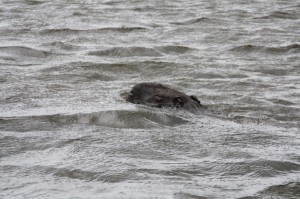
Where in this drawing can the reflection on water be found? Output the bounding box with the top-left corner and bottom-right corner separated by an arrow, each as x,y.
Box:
0,0 -> 299,198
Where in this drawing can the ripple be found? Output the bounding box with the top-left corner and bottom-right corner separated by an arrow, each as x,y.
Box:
157,45 -> 193,54
216,160 -> 300,177
268,98 -> 296,106
24,0 -> 48,6
88,47 -> 162,57
230,44 -> 300,55
0,46 -> 51,58
40,27 -> 148,36
257,11 -> 299,20
41,41 -> 82,51
171,17 -> 212,25
241,182 -> 300,199
1,165 -> 138,183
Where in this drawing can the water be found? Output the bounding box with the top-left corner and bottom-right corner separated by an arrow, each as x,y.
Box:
0,0 -> 299,198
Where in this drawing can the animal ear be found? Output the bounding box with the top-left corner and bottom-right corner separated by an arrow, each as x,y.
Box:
173,97 -> 184,108
190,95 -> 202,107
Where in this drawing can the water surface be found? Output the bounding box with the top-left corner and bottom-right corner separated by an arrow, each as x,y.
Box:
0,0 -> 300,198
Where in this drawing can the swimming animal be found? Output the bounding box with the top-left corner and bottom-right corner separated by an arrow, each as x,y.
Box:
126,82 -> 203,113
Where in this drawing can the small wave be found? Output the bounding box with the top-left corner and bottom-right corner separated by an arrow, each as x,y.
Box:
230,44 -> 300,54
39,28 -> 82,35
241,182 -> 300,199
0,46 -> 51,58
268,98 -> 296,106
99,26 -> 148,32
175,192 -> 208,199
218,160 -> 300,177
42,41 -> 82,51
171,17 -> 210,25
0,110 -> 189,131
157,45 -> 193,54
256,11 -> 299,20
4,165 -> 136,183
88,47 -> 162,57
39,61 -> 179,82
24,0 -> 47,5
40,27 -> 147,35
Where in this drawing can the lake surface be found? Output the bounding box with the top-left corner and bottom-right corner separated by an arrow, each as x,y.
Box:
0,0 -> 300,198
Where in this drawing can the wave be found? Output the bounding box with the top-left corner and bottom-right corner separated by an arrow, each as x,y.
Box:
41,41 -> 82,51
229,44 -> 300,54
1,165 -> 137,183
0,110 -> 189,131
240,182 -> 300,199
88,47 -> 162,57
171,17 -> 212,25
0,46 -> 52,58
38,60 -> 181,83
40,26 -> 148,35
24,0 -> 47,5
256,11 -> 299,20
157,45 -> 194,54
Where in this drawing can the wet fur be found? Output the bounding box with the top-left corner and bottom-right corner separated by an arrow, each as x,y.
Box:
126,83 -> 203,113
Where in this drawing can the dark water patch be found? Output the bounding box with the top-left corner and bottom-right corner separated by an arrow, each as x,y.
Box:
227,74 -> 249,78
2,165 -> 138,183
254,28 -> 288,34
72,11 -> 85,16
0,28 -> 32,36
174,192 -> 208,199
220,160 -> 300,177
171,17 -> 214,25
39,60 -> 181,83
157,45 -> 194,54
43,167 -> 105,182
102,1 -> 122,6
256,11 -> 299,20
230,44 -> 300,55
0,46 -> 51,58
88,47 -> 162,57
39,62 -> 137,82
41,41 -> 82,51
192,72 -> 249,80
241,182 -> 300,199
67,60 -> 183,79
191,72 -> 224,79
0,111 -> 189,131
254,69 -> 290,76
268,98 -> 296,106
24,0 -> 47,5
38,63 -> 117,82
40,27 -> 147,36
39,28 -> 82,36
99,26 -> 148,32
136,167 -> 205,179
52,167 -> 134,183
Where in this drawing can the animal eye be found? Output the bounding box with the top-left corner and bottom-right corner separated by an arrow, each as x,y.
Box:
173,97 -> 184,108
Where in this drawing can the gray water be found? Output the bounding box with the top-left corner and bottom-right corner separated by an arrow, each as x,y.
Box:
0,0 -> 300,198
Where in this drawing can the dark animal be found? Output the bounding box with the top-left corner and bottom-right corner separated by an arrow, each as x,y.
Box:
126,82 -> 203,113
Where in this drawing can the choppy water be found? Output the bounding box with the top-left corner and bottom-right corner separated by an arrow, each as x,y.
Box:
1,0 -> 300,198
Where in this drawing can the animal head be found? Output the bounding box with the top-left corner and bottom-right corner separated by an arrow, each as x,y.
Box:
127,83 -> 203,113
